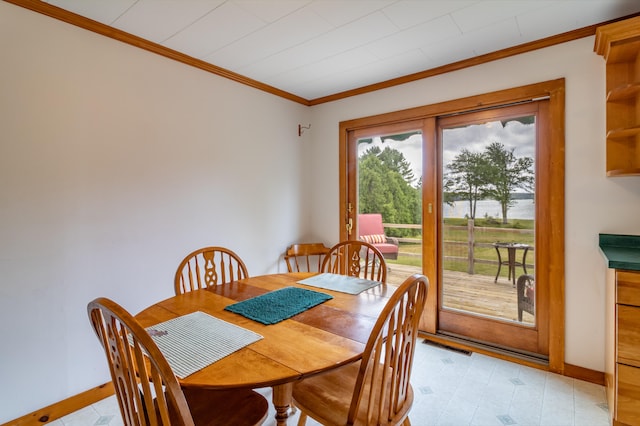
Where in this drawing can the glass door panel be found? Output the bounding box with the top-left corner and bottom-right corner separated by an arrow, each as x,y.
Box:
441,114 -> 536,325
354,128 -> 424,286
437,101 -> 547,358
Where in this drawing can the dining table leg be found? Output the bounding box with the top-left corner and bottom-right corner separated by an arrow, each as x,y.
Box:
272,382 -> 294,425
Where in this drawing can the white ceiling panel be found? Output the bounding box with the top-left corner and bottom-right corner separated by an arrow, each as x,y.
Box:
518,0 -> 640,41
32,0 -> 640,101
366,15 -> 461,59
45,0 -> 136,25
419,34 -> 481,68
366,48 -> 436,80
267,46 -> 381,88
381,0 -> 475,30
301,11 -> 398,58
238,11 -> 398,79
112,1 -> 225,43
206,6 -> 333,70
463,19 -> 524,56
309,0 -> 396,27
451,1 -> 550,33
301,50 -> 428,98
234,0 -> 310,23
163,1 -> 265,58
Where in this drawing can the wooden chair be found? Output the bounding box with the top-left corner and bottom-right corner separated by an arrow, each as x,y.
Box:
516,274 -> 535,321
174,246 -> 248,295
292,274 -> 429,426
284,243 -> 331,273
87,297 -> 268,426
321,240 -> 387,283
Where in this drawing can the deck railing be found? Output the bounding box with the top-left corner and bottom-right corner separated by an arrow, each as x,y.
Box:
383,221 -> 534,275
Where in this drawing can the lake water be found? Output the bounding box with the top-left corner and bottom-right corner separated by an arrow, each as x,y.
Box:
443,199 -> 534,220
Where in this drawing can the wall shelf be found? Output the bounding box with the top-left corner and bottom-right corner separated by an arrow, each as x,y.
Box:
607,82 -> 640,102
607,126 -> 640,140
595,16 -> 640,177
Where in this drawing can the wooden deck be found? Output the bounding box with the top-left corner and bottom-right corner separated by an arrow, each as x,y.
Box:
386,262 -> 534,324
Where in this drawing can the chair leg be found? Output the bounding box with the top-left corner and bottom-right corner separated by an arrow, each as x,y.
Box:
402,418 -> 412,425
297,412 -> 307,426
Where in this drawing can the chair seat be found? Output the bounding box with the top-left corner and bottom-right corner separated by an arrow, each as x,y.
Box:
372,243 -> 399,257
292,361 -> 414,426
170,388 -> 269,426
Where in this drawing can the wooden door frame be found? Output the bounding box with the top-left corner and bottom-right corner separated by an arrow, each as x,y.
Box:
436,101 -> 549,357
339,79 -> 565,374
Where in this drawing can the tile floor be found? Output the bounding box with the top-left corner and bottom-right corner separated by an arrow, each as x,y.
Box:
48,340 -> 610,426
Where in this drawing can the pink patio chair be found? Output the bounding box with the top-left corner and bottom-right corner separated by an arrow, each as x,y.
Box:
358,213 -> 399,260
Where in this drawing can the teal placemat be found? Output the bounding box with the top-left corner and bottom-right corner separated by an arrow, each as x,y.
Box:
224,287 -> 333,325
297,273 -> 382,294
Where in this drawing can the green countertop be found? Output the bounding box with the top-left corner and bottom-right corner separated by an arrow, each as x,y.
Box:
599,233 -> 640,271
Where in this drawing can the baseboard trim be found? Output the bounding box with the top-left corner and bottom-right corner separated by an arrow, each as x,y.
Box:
1,382 -> 114,426
564,363 -> 605,386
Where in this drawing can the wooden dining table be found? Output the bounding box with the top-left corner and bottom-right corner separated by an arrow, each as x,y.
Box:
134,272 -> 397,425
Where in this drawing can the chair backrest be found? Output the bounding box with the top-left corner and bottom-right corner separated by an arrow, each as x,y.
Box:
321,240 -> 387,283
348,274 -> 429,425
358,213 -> 386,238
174,246 -> 248,295
87,297 -> 195,426
517,274 -> 535,320
284,243 -> 331,273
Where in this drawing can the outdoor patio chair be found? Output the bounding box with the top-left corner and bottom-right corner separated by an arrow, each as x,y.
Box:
516,274 -> 535,321
358,213 -> 399,260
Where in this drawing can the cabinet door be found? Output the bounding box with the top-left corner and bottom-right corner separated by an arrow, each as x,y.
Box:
618,305 -> 640,368
618,364 -> 640,425
617,271 -> 640,305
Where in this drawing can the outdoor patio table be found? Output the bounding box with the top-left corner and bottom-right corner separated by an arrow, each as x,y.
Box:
492,242 -> 530,286
134,272 -> 396,426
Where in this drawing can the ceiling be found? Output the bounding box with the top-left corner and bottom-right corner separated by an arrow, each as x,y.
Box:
36,0 -> 640,102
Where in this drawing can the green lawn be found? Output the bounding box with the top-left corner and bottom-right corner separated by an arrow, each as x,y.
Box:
387,218 -> 534,278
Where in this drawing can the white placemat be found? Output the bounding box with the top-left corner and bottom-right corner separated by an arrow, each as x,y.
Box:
297,273 -> 381,294
145,311 -> 263,378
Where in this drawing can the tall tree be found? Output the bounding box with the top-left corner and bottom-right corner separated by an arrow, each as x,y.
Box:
358,147 -> 421,236
377,146 -> 416,185
484,142 -> 534,224
443,149 -> 491,220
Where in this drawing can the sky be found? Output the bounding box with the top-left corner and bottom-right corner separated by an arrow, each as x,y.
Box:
357,116 -> 536,186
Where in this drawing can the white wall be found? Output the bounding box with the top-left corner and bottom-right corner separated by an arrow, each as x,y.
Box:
308,36 -> 640,373
0,3 -> 310,422
4,1 -> 640,422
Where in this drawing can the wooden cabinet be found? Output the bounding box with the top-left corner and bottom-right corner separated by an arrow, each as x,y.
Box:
594,16 -> 640,176
606,269 -> 640,425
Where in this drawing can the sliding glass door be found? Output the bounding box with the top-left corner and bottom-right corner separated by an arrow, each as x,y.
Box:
437,102 -> 547,357
338,80 -> 564,366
